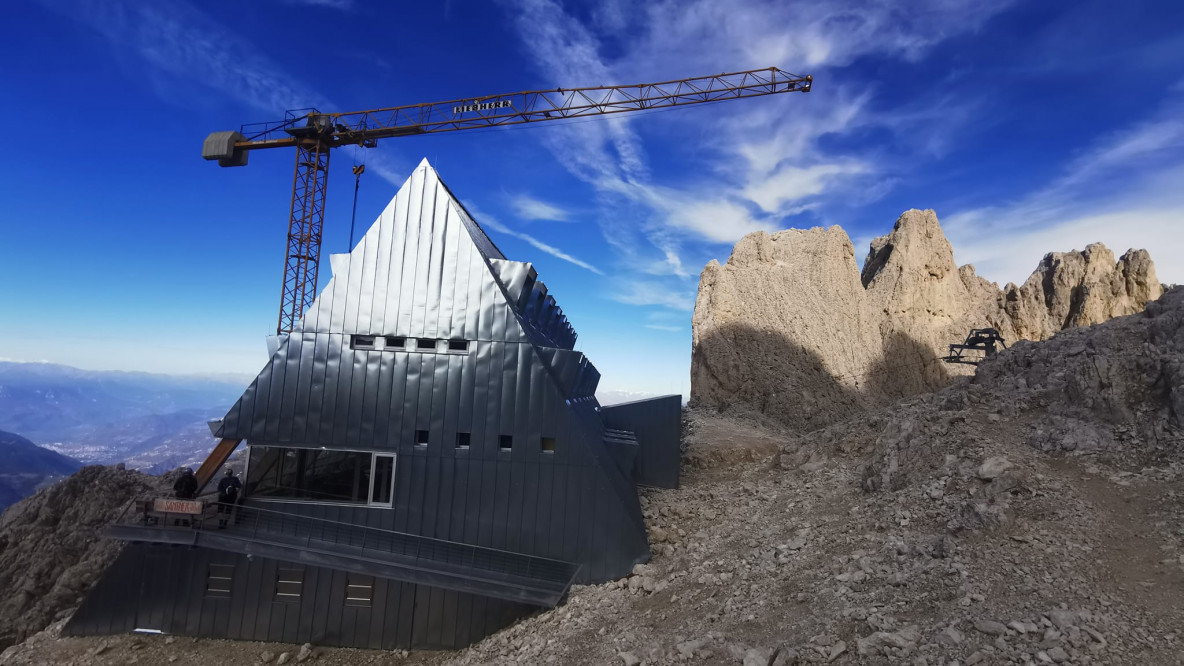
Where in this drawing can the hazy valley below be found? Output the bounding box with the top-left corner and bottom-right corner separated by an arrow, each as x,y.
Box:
0,361 -> 248,509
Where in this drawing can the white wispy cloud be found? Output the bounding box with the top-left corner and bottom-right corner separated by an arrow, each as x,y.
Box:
357,150 -> 412,187
610,280 -> 696,311
944,91 -> 1184,286
283,0 -> 354,9
465,202 -> 603,275
39,0 -> 412,187
39,0 -> 333,113
498,0 -> 1016,300
510,194 -> 571,222
623,0 -> 1014,75
743,163 -> 868,215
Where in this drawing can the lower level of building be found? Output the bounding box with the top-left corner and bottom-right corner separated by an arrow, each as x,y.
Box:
64,543 -> 535,650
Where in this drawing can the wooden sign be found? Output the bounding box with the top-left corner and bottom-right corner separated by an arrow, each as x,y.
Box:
153,498 -> 204,515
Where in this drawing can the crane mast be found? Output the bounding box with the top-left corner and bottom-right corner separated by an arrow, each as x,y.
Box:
203,67 -> 812,334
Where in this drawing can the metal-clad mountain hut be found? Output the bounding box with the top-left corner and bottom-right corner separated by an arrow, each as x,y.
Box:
65,159 -> 681,649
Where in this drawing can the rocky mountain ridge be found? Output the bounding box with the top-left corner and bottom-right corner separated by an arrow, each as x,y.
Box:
691,209 -> 1163,430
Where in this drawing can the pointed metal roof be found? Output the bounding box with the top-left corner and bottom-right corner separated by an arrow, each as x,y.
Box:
216,158 -> 599,444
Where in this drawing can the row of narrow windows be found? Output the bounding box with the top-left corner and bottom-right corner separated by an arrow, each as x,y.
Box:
207,565 -> 374,607
351,335 -> 470,353
416,430 -> 556,453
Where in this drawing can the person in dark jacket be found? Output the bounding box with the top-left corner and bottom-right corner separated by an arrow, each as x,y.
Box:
216,467 -> 242,528
173,467 -> 197,499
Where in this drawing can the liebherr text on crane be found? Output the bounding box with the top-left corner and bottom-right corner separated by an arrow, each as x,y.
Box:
453,100 -> 513,114
202,67 -> 811,336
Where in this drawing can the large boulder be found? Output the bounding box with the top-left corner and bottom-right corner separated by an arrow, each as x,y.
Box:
691,209 -> 1164,430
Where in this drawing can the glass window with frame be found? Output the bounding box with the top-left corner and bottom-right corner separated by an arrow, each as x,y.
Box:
246,446 -> 395,505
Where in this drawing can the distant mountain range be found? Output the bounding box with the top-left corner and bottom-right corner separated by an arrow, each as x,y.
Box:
0,429 -> 81,510
0,361 -> 247,478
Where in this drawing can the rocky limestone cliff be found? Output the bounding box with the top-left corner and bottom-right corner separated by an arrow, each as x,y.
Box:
1002,244 -> 1162,340
0,466 -> 167,650
691,209 -> 1163,429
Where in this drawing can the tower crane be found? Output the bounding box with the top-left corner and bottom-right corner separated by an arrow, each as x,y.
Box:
202,67 -> 812,335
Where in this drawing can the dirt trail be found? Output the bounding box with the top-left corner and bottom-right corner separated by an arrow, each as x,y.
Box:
1065,461 -> 1184,618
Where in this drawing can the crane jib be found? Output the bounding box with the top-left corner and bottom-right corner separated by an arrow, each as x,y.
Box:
202,65 -> 813,335
453,100 -> 513,114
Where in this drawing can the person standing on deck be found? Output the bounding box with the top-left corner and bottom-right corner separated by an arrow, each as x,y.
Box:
173,467 -> 197,499
216,467 -> 241,528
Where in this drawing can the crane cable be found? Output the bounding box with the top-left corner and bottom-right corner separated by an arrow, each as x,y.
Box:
348,161 -> 365,249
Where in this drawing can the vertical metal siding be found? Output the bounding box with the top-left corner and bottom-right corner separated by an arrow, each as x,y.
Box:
600,395 -> 683,489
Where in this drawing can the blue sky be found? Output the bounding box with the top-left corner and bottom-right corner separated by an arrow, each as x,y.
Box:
2,0 -> 1182,398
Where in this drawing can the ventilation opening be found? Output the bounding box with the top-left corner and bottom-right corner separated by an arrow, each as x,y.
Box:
384,336 -> 406,349
448,339 -> 469,352
345,573 -> 373,608
541,437 -> 556,453
416,338 -> 436,350
206,563 -> 234,598
456,432 -> 471,449
274,568 -> 304,603
521,275 -> 536,305
351,335 -> 376,350
498,435 -> 513,451
415,429 -> 429,446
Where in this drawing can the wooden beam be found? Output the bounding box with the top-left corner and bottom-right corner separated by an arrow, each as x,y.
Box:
194,438 -> 242,494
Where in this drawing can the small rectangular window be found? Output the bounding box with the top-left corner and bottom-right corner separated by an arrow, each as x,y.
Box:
499,435 -> 513,451
206,563 -> 234,597
384,336 -> 406,350
541,437 -> 556,453
456,432 -> 471,449
416,338 -> 436,350
274,567 -> 304,603
345,573 -> 373,607
415,429 -> 429,445
448,339 -> 469,352
351,335 -> 376,350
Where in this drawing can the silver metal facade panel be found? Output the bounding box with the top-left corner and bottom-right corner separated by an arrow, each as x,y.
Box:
601,395 -> 683,489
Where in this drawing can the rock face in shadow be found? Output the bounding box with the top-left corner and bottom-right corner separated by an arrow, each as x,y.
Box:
691,227 -> 881,432
692,322 -> 867,433
691,209 -> 1163,430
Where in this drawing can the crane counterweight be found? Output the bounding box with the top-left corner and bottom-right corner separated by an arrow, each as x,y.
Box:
201,131 -> 248,167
